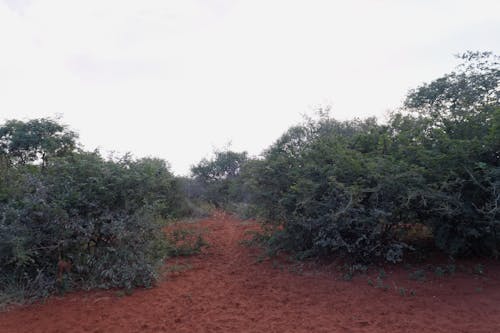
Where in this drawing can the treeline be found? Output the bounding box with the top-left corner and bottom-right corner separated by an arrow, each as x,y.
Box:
189,52 -> 499,263
0,119 -> 191,302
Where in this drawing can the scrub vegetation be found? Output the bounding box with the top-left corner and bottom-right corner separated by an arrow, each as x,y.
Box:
1,52 -> 499,305
190,52 -> 500,262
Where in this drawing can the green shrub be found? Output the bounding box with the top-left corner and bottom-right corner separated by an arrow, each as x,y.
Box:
249,117 -> 427,263
245,52 -> 499,262
0,138 -> 186,303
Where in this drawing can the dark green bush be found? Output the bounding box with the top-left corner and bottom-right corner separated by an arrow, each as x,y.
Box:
0,125 -> 188,302
245,52 -> 499,262
248,118 -> 426,263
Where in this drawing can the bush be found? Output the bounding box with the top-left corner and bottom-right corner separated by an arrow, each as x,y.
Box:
0,144 -> 186,303
245,52 -> 499,262
248,118 -> 424,262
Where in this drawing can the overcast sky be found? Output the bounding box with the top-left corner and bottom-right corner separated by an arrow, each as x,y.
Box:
1,0 -> 499,175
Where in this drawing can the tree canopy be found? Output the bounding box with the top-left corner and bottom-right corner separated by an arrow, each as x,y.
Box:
0,118 -> 78,166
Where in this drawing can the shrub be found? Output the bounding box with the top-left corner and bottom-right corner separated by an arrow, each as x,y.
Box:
245,52 -> 499,262
249,118 -> 428,263
0,137 -> 186,302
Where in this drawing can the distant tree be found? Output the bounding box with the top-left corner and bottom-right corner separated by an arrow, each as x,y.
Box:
0,118 -> 78,167
191,149 -> 248,207
192,150 -> 248,183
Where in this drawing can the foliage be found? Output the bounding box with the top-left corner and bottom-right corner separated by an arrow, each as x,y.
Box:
0,120 -> 189,303
190,149 -> 248,208
241,52 -> 499,262
164,224 -> 208,257
1,51 -> 498,305
0,118 -> 78,167
246,117 -> 423,262
389,51 -> 500,256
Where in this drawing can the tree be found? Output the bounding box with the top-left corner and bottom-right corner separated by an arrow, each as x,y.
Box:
403,51 -> 499,141
191,150 -> 248,183
191,149 -> 248,207
0,118 -> 78,167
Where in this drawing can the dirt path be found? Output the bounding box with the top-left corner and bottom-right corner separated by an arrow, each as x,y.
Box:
1,214 -> 500,333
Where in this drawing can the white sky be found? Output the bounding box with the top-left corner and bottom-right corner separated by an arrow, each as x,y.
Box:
1,0 -> 499,175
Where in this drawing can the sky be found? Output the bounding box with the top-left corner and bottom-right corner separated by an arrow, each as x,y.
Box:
1,0 -> 499,175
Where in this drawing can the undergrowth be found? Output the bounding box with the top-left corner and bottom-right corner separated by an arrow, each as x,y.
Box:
164,224 -> 209,257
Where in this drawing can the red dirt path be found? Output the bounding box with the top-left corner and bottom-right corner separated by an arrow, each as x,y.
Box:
1,213 -> 500,333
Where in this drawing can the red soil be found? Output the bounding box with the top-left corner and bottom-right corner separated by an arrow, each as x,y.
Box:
1,213 -> 500,333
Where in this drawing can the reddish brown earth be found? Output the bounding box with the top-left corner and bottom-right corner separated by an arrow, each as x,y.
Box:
1,213 -> 500,333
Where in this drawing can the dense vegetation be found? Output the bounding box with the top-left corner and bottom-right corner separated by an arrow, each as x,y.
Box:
1,51 -> 498,305
191,52 -> 499,263
0,119 -> 189,303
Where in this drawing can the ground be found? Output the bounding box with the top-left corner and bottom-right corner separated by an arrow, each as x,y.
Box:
1,213 -> 500,333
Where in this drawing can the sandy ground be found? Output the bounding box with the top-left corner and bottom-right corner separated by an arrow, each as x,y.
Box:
1,213 -> 500,333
